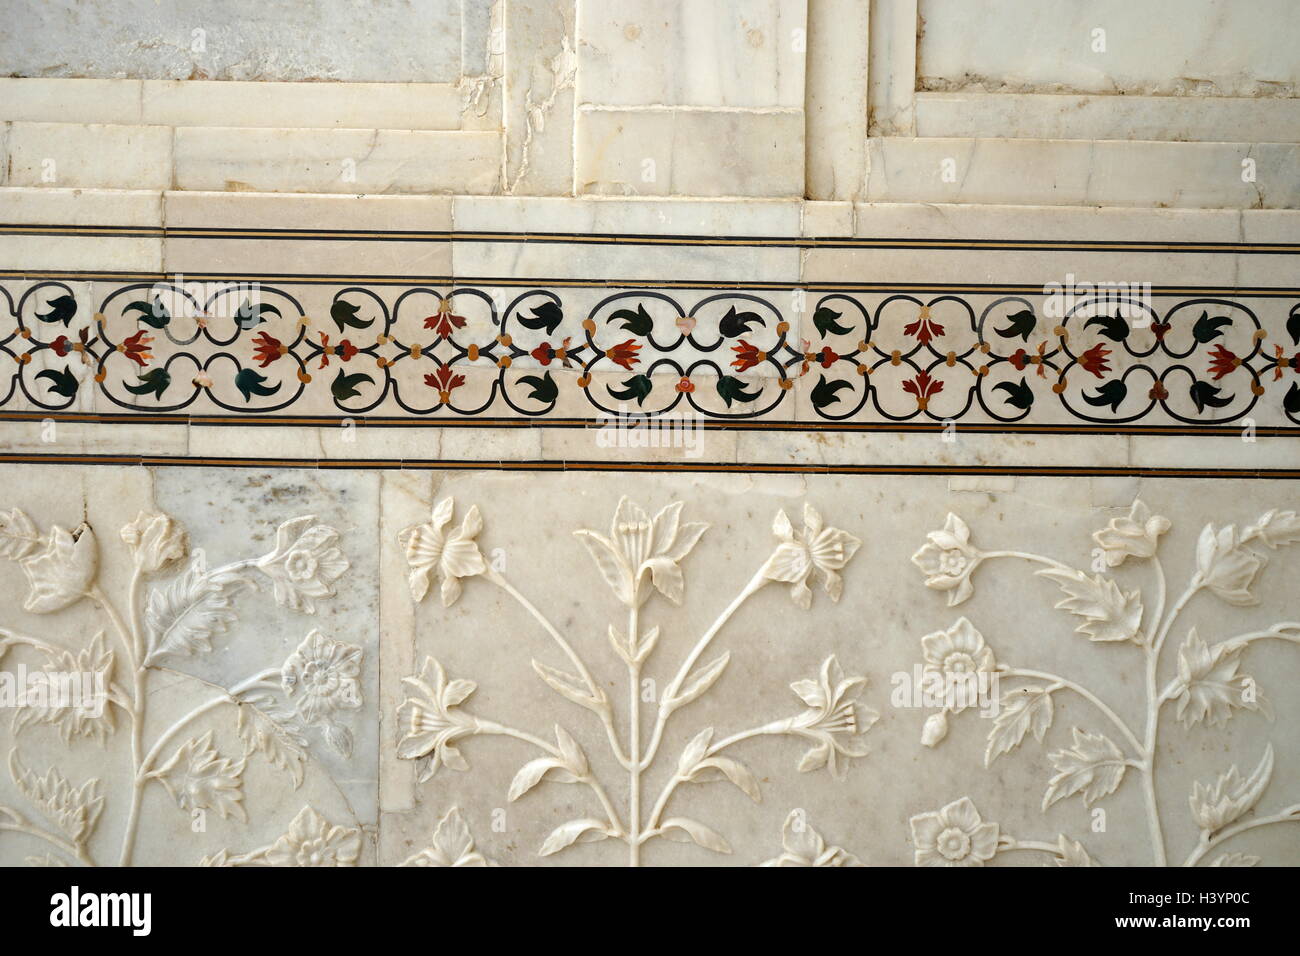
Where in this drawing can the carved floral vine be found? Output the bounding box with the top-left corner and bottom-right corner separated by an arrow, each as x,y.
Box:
908,501 -> 1300,866
0,506 -> 364,866
395,497 -> 876,866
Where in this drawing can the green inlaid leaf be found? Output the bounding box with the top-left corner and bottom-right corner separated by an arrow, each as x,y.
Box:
607,374 -> 653,407
236,299 -> 282,329
993,377 -> 1035,410
34,365 -> 78,399
812,306 -> 851,337
1082,379 -> 1127,412
330,299 -> 374,332
1084,312 -> 1129,342
519,370 -> 558,404
1190,380 -> 1233,414
331,368 -> 373,402
609,304 -> 653,337
995,308 -> 1036,342
518,301 -> 563,335
715,375 -> 759,408
811,374 -> 852,410
36,295 -> 78,327
718,306 -> 763,339
234,367 -> 282,402
1192,311 -> 1233,344
124,367 -> 172,400
125,296 -> 171,329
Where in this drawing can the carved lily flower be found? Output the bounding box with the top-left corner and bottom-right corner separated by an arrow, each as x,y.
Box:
264,806 -> 361,867
396,657 -> 479,782
1092,500 -> 1170,567
763,504 -> 862,609
573,498 -> 708,607
909,796 -> 1000,867
789,655 -> 877,776
920,617 -> 997,714
20,523 -> 97,614
760,810 -> 863,867
402,807 -> 495,867
254,516 -> 349,613
148,730 -> 247,823
1195,523 -> 1265,606
120,511 -> 188,574
1170,630 -> 1264,727
281,630 -> 362,725
399,497 -> 487,606
911,513 -> 983,606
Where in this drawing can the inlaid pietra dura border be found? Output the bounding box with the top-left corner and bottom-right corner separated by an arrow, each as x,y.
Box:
2,225 -> 1298,436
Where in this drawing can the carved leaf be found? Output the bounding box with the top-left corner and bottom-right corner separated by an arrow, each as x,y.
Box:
1189,745 -> 1273,832
8,750 -> 103,846
985,687 -> 1054,766
236,704 -> 306,789
531,660 -> 604,712
659,817 -> 732,854
507,757 -> 579,802
668,652 -> 730,709
144,549 -> 245,665
538,819 -> 610,857
1037,568 -> 1143,643
0,508 -> 38,560
1210,853 -> 1260,867
1042,728 -> 1127,810
690,757 -> 761,803
572,530 -> 633,606
1055,834 -> 1095,867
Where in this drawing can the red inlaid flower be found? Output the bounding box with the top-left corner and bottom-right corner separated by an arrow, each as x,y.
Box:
606,338 -> 641,371
1079,343 -> 1111,379
675,377 -> 694,393
731,339 -> 764,373
1150,320 -> 1171,341
1149,381 -> 1169,401
817,346 -> 839,369
902,369 -> 945,409
904,306 -> 945,345
252,330 -> 286,368
51,327 -> 91,362
317,332 -> 357,369
1207,344 -> 1240,381
530,336 -> 573,368
424,364 -> 467,404
424,298 -> 468,340
119,329 -> 153,368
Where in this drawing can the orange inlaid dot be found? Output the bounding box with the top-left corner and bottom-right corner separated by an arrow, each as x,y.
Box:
979,342 -> 990,353
297,370 -> 312,383
577,375 -> 591,387
945,351 -> 956,366
1251,383 -> 1266,395
776,321 -> 790,334
498,355 -> 512,368
1052,380 -> 1067,393
1253,329 -> 1268,341
856,364 -> 868,376
409,344 -> 421,359
93,313 -> 106,323
467,344 -> 479,361
17,353 -> 31,364
1053,325 -> 1068,338
95,371 -> 106,382
778,378 -> 793,390
890,350 -> 901,365
582,319 -> 596,333
376,357 -> 388,368
497,334 -> 512,347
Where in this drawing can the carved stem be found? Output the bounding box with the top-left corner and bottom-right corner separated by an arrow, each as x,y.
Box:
642,567 -> 767,769
0,809 -> 95,866
1141,643 -> 1167,866
627,600 -> 642,866
1183,806 -> 1300,867
486,568 -> 629,768
1003,667 -> 1143,756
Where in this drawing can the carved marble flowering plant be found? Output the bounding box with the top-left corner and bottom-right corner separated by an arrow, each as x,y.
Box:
0,507 -> 365,866
395,497 -> 876,866
907,501 -> 1300,867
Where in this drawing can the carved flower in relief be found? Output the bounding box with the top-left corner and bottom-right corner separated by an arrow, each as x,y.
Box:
399,497 -> 487,606
760,810 -> 863,867
264,806 -> 361,867
120,511 -> 188,573
254,515 -> 349,613
1092,499 -> 1170,567
1170,631 -> 1263,728
148,730 -> 247,823
909,796 -> 1000,867
921,617 -> 997,713
573,498 -> 708,608
281,630 -> 362,725
789,655 -> 877,776
762,504 -> 862,609
1195,523 -> 1265,606
396,657 -> 479,782
911,513 -> 983,606
20,523 -> 97,614
402,807 -> 496,867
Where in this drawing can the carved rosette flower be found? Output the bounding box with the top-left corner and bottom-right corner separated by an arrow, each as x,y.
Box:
910,796 -> 1000,867
399,497 -> 487,606
396,657 -> 479,782
760,810 -> 863,867
148,730 -> 247,823
789,655 -> 877,776
120,511 -> 188,574
1092,499 -> 1169,567
573,497 -> 708,608
281,630 -> 363,726
264,806 -> 361,867
402,807 -> 495,867
254,515 -> 349,613
20,523 -> 97,614
911,513 -> 982,605
762,504 -> 861,609
920,617 -> 997,714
